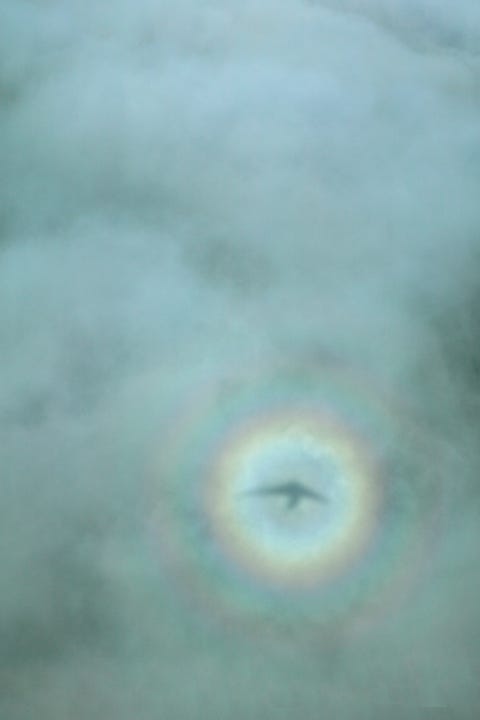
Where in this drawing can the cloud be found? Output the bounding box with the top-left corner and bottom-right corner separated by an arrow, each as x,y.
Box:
1,1 -> 479,717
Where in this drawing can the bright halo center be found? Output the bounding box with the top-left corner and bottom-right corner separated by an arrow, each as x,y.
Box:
205,416 -> 378,587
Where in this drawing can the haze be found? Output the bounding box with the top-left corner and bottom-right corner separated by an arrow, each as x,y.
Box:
1,1 -> 480,717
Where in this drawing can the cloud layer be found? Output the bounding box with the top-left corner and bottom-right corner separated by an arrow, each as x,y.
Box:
1,1 -> 480,717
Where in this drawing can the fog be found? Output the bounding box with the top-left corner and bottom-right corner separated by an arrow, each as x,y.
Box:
1,1 -> 480,717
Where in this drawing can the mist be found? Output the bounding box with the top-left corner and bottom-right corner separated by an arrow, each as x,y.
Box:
1,1 -> 480,717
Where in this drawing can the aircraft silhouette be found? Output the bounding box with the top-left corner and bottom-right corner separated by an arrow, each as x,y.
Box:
244,479 -> 327,510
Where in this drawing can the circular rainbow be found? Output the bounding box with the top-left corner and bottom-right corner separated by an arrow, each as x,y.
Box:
151,367 -> 442,627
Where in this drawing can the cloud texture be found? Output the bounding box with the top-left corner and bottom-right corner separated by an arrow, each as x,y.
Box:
1,1 -> 480,717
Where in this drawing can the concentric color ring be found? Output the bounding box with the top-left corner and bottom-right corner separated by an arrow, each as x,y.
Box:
151,366 -> 442,628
